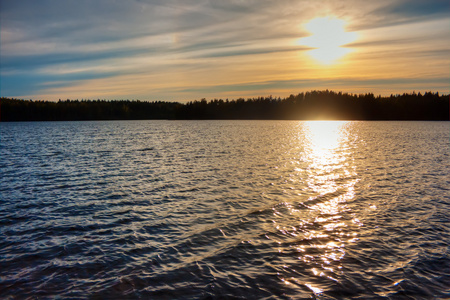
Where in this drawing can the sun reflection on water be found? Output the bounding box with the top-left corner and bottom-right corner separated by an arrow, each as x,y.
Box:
304,121 -> 356,201
276,121 -> 361,295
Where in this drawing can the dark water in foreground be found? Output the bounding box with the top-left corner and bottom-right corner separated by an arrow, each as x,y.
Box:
1,121 -> 449,299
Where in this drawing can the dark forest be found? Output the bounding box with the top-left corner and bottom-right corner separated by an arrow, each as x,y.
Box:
1,90 -> 448,121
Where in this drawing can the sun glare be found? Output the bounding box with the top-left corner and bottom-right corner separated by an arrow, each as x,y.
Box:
300,17 -> 357,65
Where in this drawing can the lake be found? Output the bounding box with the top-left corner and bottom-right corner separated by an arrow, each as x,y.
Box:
0,120 -> 449,299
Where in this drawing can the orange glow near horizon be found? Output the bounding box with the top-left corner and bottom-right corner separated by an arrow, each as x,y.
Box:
2,1 -> 448,101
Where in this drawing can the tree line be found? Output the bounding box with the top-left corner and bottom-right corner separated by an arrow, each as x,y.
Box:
1,90 -> 448,121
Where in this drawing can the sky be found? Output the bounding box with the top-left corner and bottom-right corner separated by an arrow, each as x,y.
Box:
1,0 -> 449,102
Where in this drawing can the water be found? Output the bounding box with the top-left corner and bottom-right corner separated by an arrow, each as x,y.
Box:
1,120 -> 449,299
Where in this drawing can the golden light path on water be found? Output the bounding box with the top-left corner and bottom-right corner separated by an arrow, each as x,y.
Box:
276,121 -> 361,295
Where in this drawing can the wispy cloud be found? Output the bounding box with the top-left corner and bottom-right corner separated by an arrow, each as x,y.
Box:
1,0 -> 449,100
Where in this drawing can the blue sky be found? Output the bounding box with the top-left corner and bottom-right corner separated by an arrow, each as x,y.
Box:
1,0 -> 449,101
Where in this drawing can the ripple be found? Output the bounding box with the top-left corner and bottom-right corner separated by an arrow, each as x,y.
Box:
0,120 -> 449,299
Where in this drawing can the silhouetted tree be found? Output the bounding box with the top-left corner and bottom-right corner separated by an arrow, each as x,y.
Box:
1,90 -> 448,121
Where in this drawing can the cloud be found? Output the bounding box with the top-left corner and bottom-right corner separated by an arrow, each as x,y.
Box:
350,0 -> 449,30
379,0 -> 449,19
1,71 -> 122,98
1,0 -> 449,100
173,77 -> 450,95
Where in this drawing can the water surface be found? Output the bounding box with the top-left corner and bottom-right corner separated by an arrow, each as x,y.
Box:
1,121 -> 449,299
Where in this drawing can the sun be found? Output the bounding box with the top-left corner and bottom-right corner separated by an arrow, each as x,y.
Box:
300,17 -> 357,65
